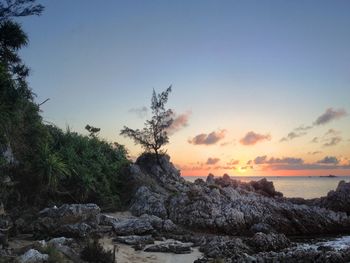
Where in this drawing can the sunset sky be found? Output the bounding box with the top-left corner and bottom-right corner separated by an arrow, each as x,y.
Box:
21,0 -> 349,176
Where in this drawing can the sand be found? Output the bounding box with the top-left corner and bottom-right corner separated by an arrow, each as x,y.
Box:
101,237 -> 203,263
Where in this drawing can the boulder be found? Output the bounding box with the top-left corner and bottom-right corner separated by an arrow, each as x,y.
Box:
112,218 -> 154,236
39,203 -> 100,225
145,241 -> 192,254
18,249 -> 48,263
113,235 -> 154,245
318,181 -> 350,215
35,204 -> 100,238
249,232 -> 290,252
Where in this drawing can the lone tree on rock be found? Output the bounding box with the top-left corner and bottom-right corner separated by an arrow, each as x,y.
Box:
120,86 -> 173,163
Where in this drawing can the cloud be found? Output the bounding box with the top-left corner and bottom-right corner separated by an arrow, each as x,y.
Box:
254,156 -> 303,165
323,136 -> 342,147
240,131 -> 271,145
314,108 -> 347,125
294,125 -> 313,131
280,131 -> 307,142
280,125 -> 312,142
311,137 -> 319,143
206,157 -> 220,165
188,130 -> 226,145
167,111 -> 191,135
317,156 -> 339,165
128,106 -> 148,118
227,159 -> 239,165
253,155 -> 350,170
307,151 -> 322,155
325,129 -> 340,136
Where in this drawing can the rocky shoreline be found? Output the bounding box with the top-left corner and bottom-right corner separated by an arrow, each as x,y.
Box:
1,153 -> 350,262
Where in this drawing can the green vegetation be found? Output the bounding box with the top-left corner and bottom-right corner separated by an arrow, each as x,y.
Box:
0,1 -> 129,210
80,239 -> 115,263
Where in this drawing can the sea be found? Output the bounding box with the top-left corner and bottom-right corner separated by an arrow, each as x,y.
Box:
183,175 -> 350,199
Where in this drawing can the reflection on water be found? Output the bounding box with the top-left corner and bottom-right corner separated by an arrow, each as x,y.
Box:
184,175 -> 350,199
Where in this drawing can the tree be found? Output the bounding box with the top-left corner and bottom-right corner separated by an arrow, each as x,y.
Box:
85,124 -> 100,138
120,86 -> 174,162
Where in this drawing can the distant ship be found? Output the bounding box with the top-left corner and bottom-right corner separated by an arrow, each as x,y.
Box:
320,174 -> 337,178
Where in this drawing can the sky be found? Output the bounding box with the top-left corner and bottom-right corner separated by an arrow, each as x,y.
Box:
19,0 -> 350,176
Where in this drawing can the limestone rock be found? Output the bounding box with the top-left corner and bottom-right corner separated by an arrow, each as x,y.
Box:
18,249 -> 48,263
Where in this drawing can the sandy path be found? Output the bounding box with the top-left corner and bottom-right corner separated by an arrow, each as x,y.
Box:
101,237 -> 202,263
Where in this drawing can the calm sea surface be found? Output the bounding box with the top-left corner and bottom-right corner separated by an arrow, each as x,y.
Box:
183,176 -> 350,199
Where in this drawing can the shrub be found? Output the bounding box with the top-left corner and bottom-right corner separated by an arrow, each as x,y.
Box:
80,239 -> 114,263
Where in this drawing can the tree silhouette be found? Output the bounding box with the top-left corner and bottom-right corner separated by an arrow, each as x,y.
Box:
120,86 -> 173,162
85,124 -> 101,138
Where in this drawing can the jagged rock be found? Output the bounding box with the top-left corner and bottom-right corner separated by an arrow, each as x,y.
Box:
200,236 -> 252,259
35,204 -> 100,238
130,186 -> 168,219
318,181 -> 350,215
249,232 -> 290,252
250,223 -> 275,234
99,214 -> 121,227
112,218 -> 154,235
129,154 -> 350,237
39,203 -> 100,225
57,222 -> 92,238
18,249 -> 49,263
113,235 -> 154,245
253,247 -> 350,263
250,178 -> 283,197
145,241 -> 192,254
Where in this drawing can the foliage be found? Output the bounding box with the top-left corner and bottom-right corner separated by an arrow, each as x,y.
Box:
80,239 -> 115,263
0,1 -> 130,210
85,124 -> 101,138
120,86 -> 173,159
39,244 -> 66,263
43,125 -> 130,209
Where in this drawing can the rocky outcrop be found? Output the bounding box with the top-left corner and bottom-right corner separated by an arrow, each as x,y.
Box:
317,181 -> 350,215
34,203 -> 100,238
129,154 -> 350,237
130,186 -> 168,219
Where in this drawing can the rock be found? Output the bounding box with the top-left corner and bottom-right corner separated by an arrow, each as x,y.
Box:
145,241 -> 192,254
200,236 -> 252,260
47,236 -> 74,247
99,214 -> 120,227
39,203 -> 100,225
206,174 -> 215,184
113,235 -> 154,245
35,204 -> 100,238
130,186 -> 168,219
250,223 -> 275,234
249,232 -> 290,252
250,178 -> 283,197
128,155 -> 350,237
254,247 -> 350,263
112,218 -> 154,236
318,181 -> 350,215
18,249 -> 48,263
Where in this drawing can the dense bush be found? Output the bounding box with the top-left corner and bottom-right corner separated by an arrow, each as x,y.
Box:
0,6 -> 130,210
43,125 -> 130,209
80,239 -> 115,263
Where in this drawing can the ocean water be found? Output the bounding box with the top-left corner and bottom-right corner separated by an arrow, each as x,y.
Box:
183,175 -> 350,199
